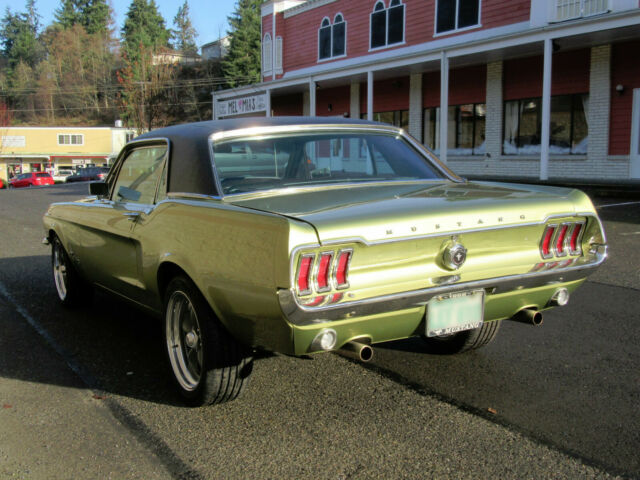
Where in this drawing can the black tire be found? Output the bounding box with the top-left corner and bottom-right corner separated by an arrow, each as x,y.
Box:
51,235 -> 92,307
164,275 -> 252,406
420,320 -> 501,354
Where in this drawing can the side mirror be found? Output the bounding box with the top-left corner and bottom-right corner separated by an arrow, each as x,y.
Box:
89,181 -> 109,197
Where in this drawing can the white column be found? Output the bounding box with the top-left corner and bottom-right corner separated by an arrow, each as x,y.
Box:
367,71 -> 374,121
211,91 -> 216,120
439,51 -> 449,164
265,89 -> 271,117
588,45 -> 611,173
540,38 -> 553,180
485,61 -> 503,161
409,73 -> 423,139
309,79 -> 316,116
303,91 -> 310,116
350,82 -> 360,119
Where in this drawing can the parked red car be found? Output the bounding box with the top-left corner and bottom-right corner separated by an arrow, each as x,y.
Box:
9,172 -> 55,188
0,178 -> 3,189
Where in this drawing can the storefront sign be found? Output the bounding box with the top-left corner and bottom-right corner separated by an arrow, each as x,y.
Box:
217,94 -> 266,118
1,136 -> 26,148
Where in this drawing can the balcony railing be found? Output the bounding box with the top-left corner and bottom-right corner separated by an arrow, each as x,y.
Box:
555,0 -> 610,21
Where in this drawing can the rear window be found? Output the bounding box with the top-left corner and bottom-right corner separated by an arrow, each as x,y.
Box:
36,173 -> 50,177
212,132 -> 442,195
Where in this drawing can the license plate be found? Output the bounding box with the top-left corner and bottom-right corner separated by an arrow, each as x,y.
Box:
426,290 -> 484,337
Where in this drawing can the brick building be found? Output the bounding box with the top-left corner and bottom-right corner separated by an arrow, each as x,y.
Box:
213,0 -> 640,182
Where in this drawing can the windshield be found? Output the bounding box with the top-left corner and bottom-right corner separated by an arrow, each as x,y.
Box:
212,132 -> 443,195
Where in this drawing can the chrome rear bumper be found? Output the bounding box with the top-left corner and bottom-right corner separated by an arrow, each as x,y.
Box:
278,247 -> 607,326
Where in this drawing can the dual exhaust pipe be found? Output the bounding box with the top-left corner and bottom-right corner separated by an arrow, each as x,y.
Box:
508,287 -> 570,326
337,340 -> 374,362
510,308 -> 544,326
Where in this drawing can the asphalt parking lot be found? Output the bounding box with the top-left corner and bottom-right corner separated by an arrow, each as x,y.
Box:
0,182 -> 638,479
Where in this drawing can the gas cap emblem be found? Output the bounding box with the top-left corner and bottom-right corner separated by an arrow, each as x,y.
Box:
443,243 -> 467,270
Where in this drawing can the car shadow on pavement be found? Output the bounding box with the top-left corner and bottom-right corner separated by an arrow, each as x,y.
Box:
0,255 -> 272,408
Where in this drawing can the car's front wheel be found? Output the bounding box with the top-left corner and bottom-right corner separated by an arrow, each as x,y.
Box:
420,320 -> 501,354
164,275 -> 252,406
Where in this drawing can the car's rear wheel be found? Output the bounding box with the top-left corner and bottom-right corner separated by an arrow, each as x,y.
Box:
420,320 -> 501,354
51,236 -> 92,306
164,275 -> 252,406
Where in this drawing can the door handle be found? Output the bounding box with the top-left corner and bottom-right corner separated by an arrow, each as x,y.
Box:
123,211 -> 141,222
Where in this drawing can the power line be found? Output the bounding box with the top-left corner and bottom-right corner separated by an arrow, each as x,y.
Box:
0,75 -> 260,98
6,100 -> 214,114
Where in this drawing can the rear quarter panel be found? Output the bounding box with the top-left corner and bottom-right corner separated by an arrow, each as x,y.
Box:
136,199 -> 316,351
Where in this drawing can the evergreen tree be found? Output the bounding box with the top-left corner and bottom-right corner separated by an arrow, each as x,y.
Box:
54,0 -> 112,35
53,0 -> 79,30
171,1 -> 197,55
222,0 -> 262,87
82,0 -> 111,35
121,0 -> 170,64
0,3 -> 42,69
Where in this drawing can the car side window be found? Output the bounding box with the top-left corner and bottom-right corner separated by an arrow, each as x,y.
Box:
112,145 -> 167,205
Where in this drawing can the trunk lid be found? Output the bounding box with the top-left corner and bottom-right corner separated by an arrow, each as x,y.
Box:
229,180 -> 588,244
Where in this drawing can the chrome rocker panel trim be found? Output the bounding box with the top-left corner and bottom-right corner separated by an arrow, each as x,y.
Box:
278,248 -> 607,326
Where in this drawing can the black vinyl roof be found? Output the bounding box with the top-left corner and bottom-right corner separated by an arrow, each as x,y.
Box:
134,117 -> 387,196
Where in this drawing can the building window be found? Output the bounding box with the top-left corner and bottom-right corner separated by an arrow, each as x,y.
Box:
126,132 -> 135,143
503,94 -> 588,155
423,103 -> 486,155
555,0 -> 610,22
58,134 -> 84,146
318,14 -> 346,61
436,0 -> 480,35
262,33 -> 272,75
361,110 -> 409,130
370,0 -> 405,50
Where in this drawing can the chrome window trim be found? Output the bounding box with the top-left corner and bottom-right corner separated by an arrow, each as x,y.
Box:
108,137 -> 171,202
207,124 -> 462,199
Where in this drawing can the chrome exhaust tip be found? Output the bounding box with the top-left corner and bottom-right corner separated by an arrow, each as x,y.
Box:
337,340 -> 374,362
510,308 -> 543,326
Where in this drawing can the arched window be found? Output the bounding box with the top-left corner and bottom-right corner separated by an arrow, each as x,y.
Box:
370,0 -> 405,50
319,17 -> 332,60
318,14 -> 347,61
332,14 -> 345,57
262,33 -> 272,75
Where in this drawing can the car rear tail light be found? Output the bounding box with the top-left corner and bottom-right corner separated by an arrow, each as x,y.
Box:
569,223 -> 583,255
334,250 -> 352,289
302,296 -> 325,307
554,224 -> 569,257
540,225 -> 556,259
297,255 -> 314,295
316,252 -> 333,292
539,220 -> 585,261
328,292 -> 344,304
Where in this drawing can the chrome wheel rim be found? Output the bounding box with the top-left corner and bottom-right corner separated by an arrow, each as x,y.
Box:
53,242 -> 68,301
166,291 -> 203,392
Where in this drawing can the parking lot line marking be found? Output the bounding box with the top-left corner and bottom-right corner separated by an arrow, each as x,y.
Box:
597,201 -> 640,208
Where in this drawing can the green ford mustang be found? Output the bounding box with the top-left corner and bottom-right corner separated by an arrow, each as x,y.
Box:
43,117 -> 607,406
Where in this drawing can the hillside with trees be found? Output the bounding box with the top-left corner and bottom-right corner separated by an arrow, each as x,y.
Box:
0,0 -> 262,131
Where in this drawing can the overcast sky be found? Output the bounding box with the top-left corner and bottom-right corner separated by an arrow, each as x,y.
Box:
32,0 -> 237,47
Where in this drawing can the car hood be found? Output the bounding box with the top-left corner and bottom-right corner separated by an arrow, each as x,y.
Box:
228,180 -> 594,244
